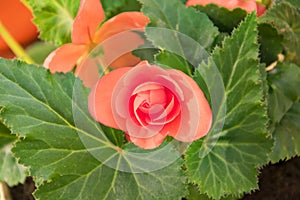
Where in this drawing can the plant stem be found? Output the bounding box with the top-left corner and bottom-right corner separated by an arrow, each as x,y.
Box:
0,22 -> 34,64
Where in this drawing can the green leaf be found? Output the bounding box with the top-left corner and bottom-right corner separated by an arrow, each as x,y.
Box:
259,2 -> 300,65
0,122 -> 27,187
267,63 -> 300,162
268,63 -> 300,129
258,23 -> 283,65
0,143 -> 27,187
23,0 -> 81,45
270,101 -> 300,162
139,0 -> 218,75
186,14 -> 272,199
26,41 -> 57,65
276,0 -> 300,8
140,0 -> 219,51
194,4 -> 247,33
186,184 -> 239,200
0,121 -> 15,148
155,51 -> 192,75
0,59 -> 186,199
100,125 -> 125,148
100,0 -> 126,15
100,0 -> 141,19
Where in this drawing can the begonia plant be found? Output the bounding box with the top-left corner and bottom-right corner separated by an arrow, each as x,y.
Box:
0,0 -> 300,199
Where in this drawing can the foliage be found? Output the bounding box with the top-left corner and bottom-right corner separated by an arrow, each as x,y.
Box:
1,0 -> 300,199
0,122 -> 27,187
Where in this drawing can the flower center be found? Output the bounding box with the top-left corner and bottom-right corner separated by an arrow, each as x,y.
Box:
129,82 -> 180,127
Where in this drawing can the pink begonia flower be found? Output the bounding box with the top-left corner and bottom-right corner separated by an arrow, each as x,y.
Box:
44,0 -> 149,87
89,61 -> 212,149
186,0 -> 266,16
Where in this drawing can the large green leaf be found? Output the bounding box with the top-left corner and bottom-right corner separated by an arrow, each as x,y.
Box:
139,0 -> 218,75
140,0 -> 218,51
194,4 -> 247,33
23,0 -> 81,45
185,14 -> 272,199
0,121 -> 14,148
267,63 -> 300,162
270,101 -> 300,162
0,122 -> 27,187
186,184 -> 239,200
0,59 -> 186,200
268,63 -> 300,129
259,2 -> 300,65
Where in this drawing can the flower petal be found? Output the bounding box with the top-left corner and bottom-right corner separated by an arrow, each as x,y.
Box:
93,12 -> 149,68
44,44 -> 86,73
75,57 -> 100,88
186,0 -> 258,14
72,0 -> 105,44
256,3 -> 266,16
167,69 -> 212,142
127,114 -> 181,149
88,67 -> 132,129
126,131 -> 167,150
98,31 -> 145,68
94,12 -> 149,43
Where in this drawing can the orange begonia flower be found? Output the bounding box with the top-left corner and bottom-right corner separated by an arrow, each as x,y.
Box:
89,61 -> 212,149
186,0 -> 266,16
44,0 -> 149,87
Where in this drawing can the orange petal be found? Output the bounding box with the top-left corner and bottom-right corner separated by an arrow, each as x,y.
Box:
88,67 -> 132,129
72,0 -> 105,44
94,12 -> 149,43
93,12 -> 149,68
44,44 -> 86,73
75,57 -> 100,88
99,31 -> 146,69
109,52 -> 141,69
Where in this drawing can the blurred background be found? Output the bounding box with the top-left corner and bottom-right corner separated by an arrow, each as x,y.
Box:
0,0 -> 38,58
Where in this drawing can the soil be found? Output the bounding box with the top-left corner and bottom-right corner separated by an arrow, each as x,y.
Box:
242,156 -> 300,200
9,177 -> 35,200
8,157 -> 300,200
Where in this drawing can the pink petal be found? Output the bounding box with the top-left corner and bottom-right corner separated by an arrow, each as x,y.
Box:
43,44 -> 86,73
88,67 -> 132,129
127,114 -> 181,150
126,131 -> 167,150
186,0 -> 257,13
72,0 -> 105,44
111,61 -> 171,132
167,70 -> 212,142
256,3 -> 266,16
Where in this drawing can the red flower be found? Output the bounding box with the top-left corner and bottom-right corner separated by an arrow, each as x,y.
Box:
89,61 -> 212,149
44,0 -> 149,87
186,0 -> 266,16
